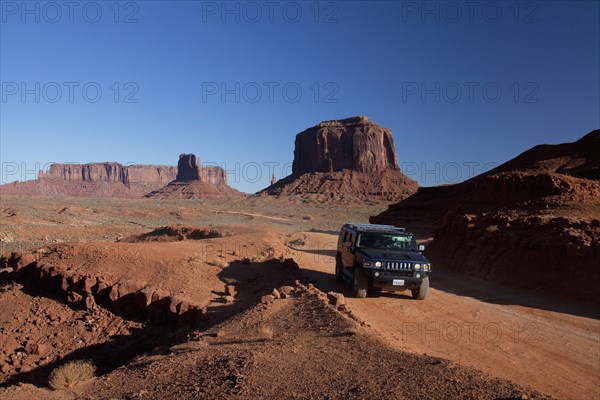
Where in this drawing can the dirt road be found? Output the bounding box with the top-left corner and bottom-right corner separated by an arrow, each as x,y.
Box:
296,232 -> 600,400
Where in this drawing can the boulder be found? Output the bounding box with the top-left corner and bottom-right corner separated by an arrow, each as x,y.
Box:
272,288 -> 281,299
278,286 -> 295,296
327,292 -> 347,309
261,295 -> 275,304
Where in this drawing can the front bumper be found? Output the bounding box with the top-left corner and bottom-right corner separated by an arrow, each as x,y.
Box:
363,269 -> 428,291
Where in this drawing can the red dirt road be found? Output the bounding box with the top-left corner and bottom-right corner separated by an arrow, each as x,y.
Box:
297,232 -> 600,400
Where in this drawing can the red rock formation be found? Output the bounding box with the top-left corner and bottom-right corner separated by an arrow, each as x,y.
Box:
176,154 -> 201,181
0,163 -> 177,198
5,256 -> 204,327
145,154 -> 241,198
260,116 -> 418,202
0,153 -> 240,198
371,129 -> 600,302
293,116 -> 400,174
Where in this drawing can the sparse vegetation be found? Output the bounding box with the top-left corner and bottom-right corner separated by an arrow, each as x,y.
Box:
260,325 -> 274,340
48,360 -> 96,389
343,324 -> 360,336
485,225 -> 499,233
537,215 -> 553,225
209,258 -> 229,269
222,277 -> 240,285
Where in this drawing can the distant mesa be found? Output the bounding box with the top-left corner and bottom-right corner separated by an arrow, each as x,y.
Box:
0,153 -> 241,199
145,154 -> 241,199
371,129 -> 600,303
260,116 -> 418,202
0,162 -> 177,198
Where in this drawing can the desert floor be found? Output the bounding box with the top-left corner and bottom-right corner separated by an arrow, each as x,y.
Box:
0,196 -> 598,399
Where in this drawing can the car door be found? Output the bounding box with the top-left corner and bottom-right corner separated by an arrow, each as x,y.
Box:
341,232 -> 356,272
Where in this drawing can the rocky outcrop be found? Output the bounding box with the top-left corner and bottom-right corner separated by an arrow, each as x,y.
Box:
175,154 -> 229,187
145,154 -> 242,198
293,116 -> 400,174
371,130 -> 600,302
260,116 -> 418,202
176,154 -> 201,181
39,163 -> 177,185
485,130 -> 600,180
0,152 -> 242,198
2,253 -> 204,327
1,162 -> 177,198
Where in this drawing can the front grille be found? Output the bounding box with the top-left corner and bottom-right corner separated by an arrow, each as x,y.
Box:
385,261 -> 412,271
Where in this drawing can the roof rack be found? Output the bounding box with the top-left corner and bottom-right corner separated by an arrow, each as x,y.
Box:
344,223 -> 406,232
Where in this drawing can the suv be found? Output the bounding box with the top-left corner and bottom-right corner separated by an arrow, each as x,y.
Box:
335,223 -> 431,299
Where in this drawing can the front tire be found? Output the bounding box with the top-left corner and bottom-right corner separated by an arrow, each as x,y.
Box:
411,276 -> 429,300
353,268 -> 368,298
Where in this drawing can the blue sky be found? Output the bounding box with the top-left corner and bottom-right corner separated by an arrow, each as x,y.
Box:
1,0 -> 599,193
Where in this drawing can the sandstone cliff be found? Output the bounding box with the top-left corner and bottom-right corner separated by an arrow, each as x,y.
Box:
0,153 -> 240,199
1,163 -> 177,198
292,116 -> 400,174
260,116 -> 418,202
145,154 -> 241,198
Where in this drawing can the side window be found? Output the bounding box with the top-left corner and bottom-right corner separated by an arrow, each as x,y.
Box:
342,230 -> 348,242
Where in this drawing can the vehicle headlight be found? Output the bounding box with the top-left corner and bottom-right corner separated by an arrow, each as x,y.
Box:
374,261 -> 382,268
363,260 -> 372,268
414,263 -> 421,270
423,264 -> 430,271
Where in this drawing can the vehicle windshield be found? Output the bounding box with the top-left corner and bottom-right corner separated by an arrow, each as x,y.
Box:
356,233 -> 417,251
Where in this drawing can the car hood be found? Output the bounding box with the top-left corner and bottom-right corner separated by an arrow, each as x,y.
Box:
357,249 -> 429,263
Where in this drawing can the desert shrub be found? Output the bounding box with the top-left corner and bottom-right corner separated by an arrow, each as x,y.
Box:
260,325 -> 274,340
208,258 -> 229,268
48,360 -> 96,389
222,277 -> 240,285
537,215 -> 553,225
485,225 -> 499,233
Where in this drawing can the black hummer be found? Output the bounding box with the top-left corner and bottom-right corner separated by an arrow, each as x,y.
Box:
335,223 -> 431,299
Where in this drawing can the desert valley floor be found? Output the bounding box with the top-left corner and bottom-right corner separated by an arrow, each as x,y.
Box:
0,195 -> 598,399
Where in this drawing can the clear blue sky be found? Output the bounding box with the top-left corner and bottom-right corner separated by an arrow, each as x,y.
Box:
1,0 -> 599,193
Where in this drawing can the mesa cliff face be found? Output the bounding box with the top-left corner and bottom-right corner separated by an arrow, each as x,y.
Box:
1,163 -> 177,198
39,162 -> 178,185
292,116 -> 400,174
145,154 -> 241,198
260,116 -> 418,202
0,154 -> 241,198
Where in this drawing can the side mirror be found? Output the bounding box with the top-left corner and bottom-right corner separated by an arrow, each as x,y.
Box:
418,244 -> 425,252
